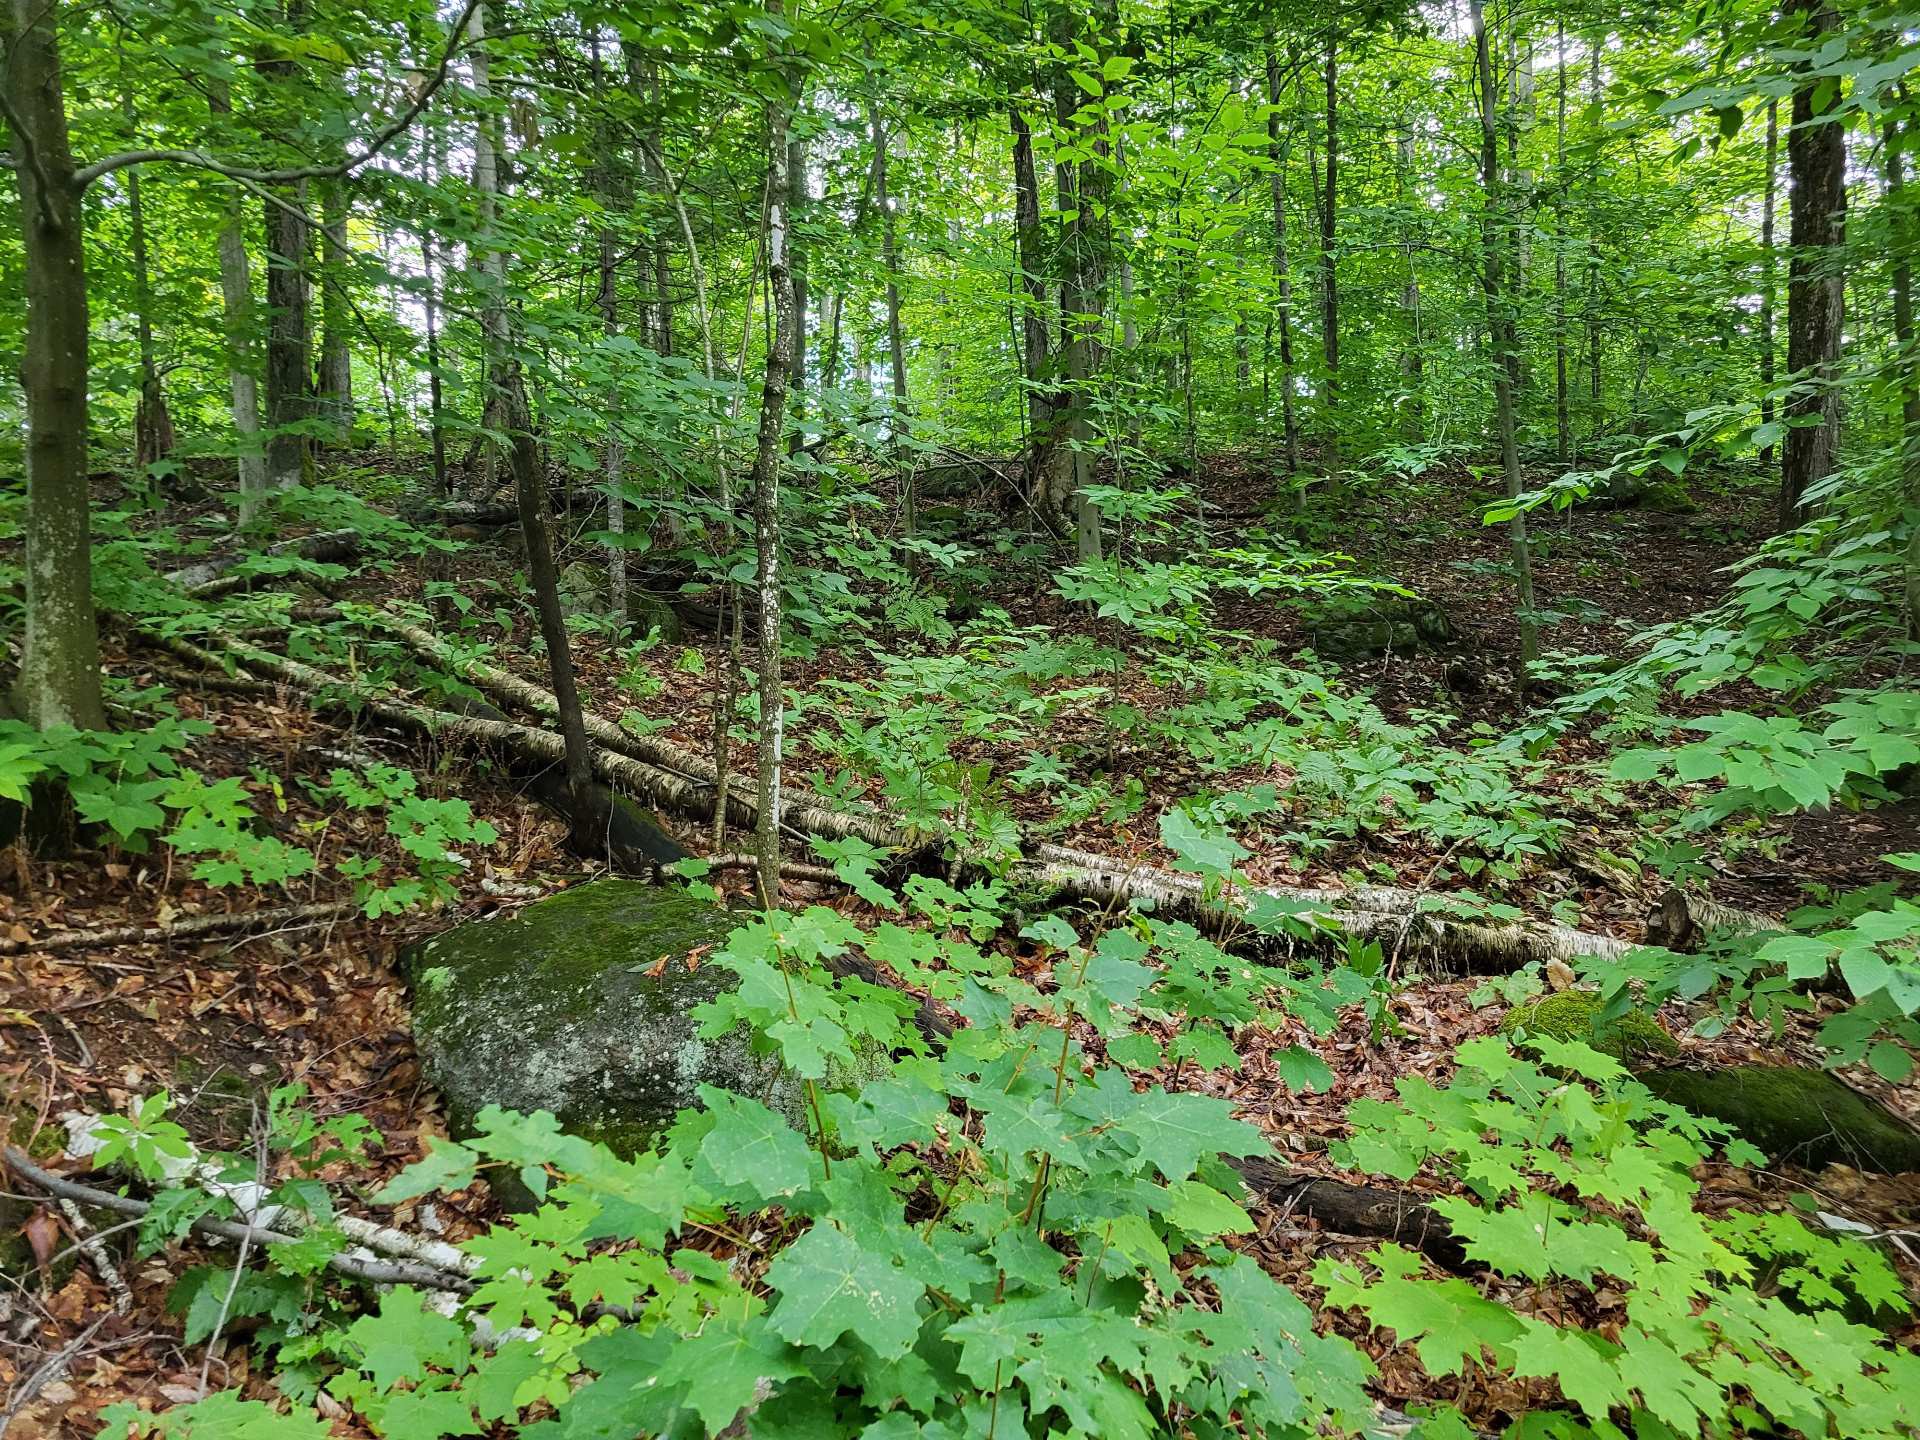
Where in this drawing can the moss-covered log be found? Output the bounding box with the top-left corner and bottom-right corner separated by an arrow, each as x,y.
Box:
1638,1065 -> 1920,1174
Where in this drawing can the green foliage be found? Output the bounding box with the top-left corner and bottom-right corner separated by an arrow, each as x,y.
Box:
1319,1036 -> 1919,1439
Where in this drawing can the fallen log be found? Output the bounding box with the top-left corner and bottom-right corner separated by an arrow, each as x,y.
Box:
361,606 -> 913,852
164,529 -> 361,599
1022,843 -> 1635,972
159,614 -> 1631,975
1228,1154 -> 1464,1271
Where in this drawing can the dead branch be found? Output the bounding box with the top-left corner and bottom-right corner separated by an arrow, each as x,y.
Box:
0,901 -> 360,957
1,1149 -> 475,1295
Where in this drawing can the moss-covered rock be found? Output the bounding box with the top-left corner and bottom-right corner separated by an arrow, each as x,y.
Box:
408,879 -> 799,1173
1639,1065 -> 1920,1174
1308,598 -> 1455,659
1500,990 -> 1681,1062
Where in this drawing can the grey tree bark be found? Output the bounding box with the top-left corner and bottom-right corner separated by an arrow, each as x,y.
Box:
5,0 -> 107,729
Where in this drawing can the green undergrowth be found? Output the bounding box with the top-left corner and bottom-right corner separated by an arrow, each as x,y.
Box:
85,830 -> 1920,1440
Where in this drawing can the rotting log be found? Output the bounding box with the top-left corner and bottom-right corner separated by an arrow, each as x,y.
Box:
164,528 -> 361,598
364,606 -> 912,851
1645,888 -> 1781,951
1021,843 -> 1634,971
1229,1154 -> 1465,1271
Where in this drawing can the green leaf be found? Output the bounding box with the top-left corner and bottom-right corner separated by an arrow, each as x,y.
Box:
697,1087 -> 813,1200
1160,1179 -> 1254,1238
654,1318 -> 807,1433
372,1137 -> 478,1203
766,1221 -> 924,1360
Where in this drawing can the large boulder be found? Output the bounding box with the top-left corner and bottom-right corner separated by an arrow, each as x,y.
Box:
408,879 -> 799,1162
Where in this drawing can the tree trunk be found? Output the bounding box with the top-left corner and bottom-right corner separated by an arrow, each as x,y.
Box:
1585,37 -> 1604,441
1265,41 -> 1301,475
1045,1 -> 1110,561
785,132 -> 808,454
124,143 -> 173,471
317,174 -> 354,442
1010,106 -> 1054,492
751,42 -> 799,904
1318,31 -> 1339,458
1552,18 -> 1570,469
468,0 -> 506,498
7,0 -> 107,730
1396,121 -> 1425,442
1472,0 -> 1537,688
207,82 -> 270,518
596,36 -> 629,626
420,127 -> 449,497
1779,0 -> 1847,531
1759,99 -> 1779,468
869,84 -> 911,535
1886,100 -> 1919,634
261,183 -> 312,493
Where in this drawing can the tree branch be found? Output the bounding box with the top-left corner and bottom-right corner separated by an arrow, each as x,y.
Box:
68,0 -> 482,191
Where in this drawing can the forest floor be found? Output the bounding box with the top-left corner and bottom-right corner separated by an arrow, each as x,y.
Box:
4,454 -> 1918,1434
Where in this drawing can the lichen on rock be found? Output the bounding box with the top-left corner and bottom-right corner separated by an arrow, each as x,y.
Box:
1500,989 -> 1681,1062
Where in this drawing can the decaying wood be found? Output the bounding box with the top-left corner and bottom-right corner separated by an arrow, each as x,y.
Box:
164,528 -> 361,598
0,900 -> 359,957
364,607 -> 912,851
1228,1154 -> 1465,1271
1645,888 -> 1781,951
1022,843 -> 1634,971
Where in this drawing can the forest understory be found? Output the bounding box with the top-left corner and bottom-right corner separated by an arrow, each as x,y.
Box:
3,451 -> 1916,1436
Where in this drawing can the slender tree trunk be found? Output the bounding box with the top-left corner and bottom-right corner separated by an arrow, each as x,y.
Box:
869,82 -> 911,533
420,129 -> 449,496
1319,31 -> 1340,459
469,0 -> 505,498
1265,41 -> 1300,475
261,192 -> 312,492
1779,0 -> 1847,530
750,52 -> 799,904
317,174 -> 353,441
462,3 -> 593,804
7,0 -> 106,729
1553,18 -> 1570,469
1473,0 -> 1537,689
258,0 -> 312,495
1010,106 -> 1054,490
207,82 -> 270,517
785,132 -> 808,454
1759,99 -> 1779,467
1586,37 -> 1603,441
1046,1 -> 1110,561
124,149 -> 173,470
1885,101 -> 1919,633
595,37 -> 629,626
1396,121 -> 1425,442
